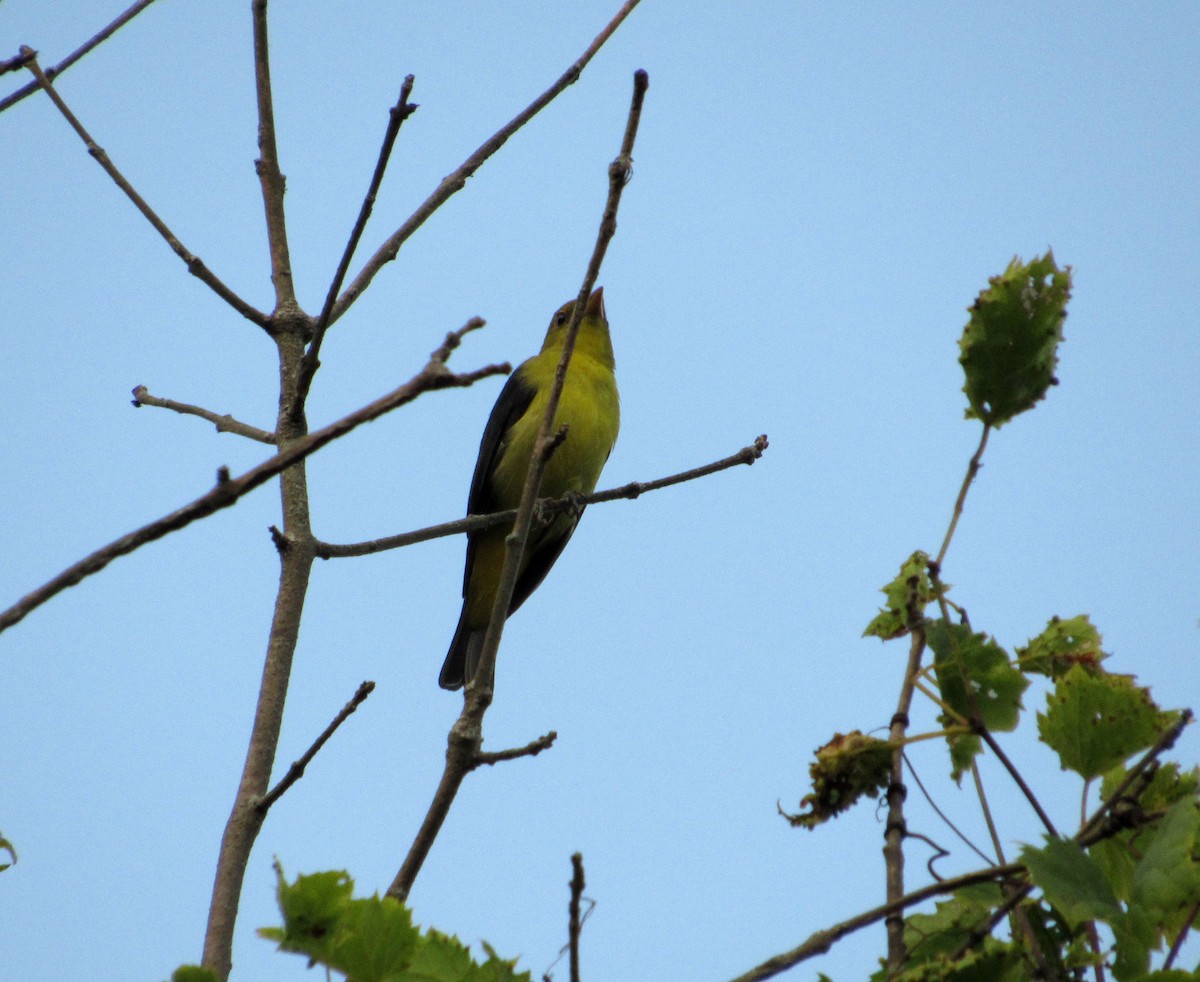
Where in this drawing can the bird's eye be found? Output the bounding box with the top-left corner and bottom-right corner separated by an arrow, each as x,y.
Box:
555,310 -> 569,327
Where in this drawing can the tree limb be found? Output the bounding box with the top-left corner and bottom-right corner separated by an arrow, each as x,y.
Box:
313,434 -> 769,559
0,321 -> 504,636
0,0 -> 163,112
131,385 -> 276,444
296,75 -> 419,410
384,69 -> 649,905
19,49 -> 271,328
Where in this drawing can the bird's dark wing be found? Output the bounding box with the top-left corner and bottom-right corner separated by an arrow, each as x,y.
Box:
507,519 -> 581,615
462,366 -> 536,596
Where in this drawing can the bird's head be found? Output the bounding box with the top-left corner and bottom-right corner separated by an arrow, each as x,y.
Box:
541,287 -> 614,368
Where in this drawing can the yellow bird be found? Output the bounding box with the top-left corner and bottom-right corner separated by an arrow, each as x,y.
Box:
440,287 -> 620,690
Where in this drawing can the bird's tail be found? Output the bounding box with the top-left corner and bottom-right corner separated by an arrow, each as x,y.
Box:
439,614 -> 488,691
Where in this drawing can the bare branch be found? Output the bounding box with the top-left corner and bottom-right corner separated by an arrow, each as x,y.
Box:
329,0 -> 644,326
883,607 -> 928,971
470,67 -> 649,703
569,852 -> 586,982
974,724 -> 1059,838
935,423 -> 991,568
0,0 -> 162,112
314,434 -> 769,559
472,731 -> 557,768
131,385 -> 276,444
0,49 -> 37,77
726,864 -> 1024,982
296,76 -> 419,409
384,69 -> 650,906
257,680 -> 375,813
19,50 -> 270,328
250,0 -> 295,312
903,751 -> 996,868
0,321 -> 504,636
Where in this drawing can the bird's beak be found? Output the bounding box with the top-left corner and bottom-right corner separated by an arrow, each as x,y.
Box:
586,286 -> 606,320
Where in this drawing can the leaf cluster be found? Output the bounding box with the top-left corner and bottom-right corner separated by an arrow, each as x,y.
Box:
254,866 -> 531,982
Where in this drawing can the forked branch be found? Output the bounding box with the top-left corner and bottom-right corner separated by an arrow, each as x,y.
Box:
0,322 -> 505,636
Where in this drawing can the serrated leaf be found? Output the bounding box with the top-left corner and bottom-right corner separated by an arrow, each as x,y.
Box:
1020,837 -> 1122,927
928,620 -> 1028,781
1017,615 -> 1107,679
864,552 -> 938,640
1130,799 -> 1200,927
260,866 -> 354,964
328,894 -> 417,981
959,252 -> 1071,428
404,930 -> 483,981
1037,667 -> 1176,779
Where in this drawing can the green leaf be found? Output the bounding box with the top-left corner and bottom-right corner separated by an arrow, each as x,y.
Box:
404,930 -> 530,981
170,968 -> 220,982
1089,836 -> 1137,904
1101,761 -> 1200,813
902,884 -> 1005,963
958,251 -> 1071,428
1091,764 -> 1200,905
260,867 -> 530,982
260,865 -> 355,964
1020,837 -> 1122,927
927,620 -> 1028,781
1129,799 -> 1200,930
1037,666 -> 1176,779
329,894 -> 417,981
864,551 -> 938,640
1017,614 -> 1107,679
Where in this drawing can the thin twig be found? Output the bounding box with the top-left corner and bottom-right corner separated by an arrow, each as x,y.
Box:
132,386 -> 276,444
1078,708 -> 1192,842
903,751 -> 996,867
0,322 -> 504,635
296,76 -> 419,409
384,69 -> 649,905
257,681 -> 375,813
329,0 -> 645,326
470,67 -> 649,702
969,761 -> 1008,864
736,772 -> 1189,982
935,423 -> 991,568
948,711 -> 1194,965
569,852 -> 586,982
974,725 -> 1059,838
472,731 -> 558,768
0,0 -> 162,112
20,50 -> 270,328
725,864 -> 1023,982
251,0 -> 295,312
314,434 -> 769,558
0,49 -> 37,77
1164,899 -> 1199,969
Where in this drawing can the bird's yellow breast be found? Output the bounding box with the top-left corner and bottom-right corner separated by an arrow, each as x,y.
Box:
492,349 -> 620,504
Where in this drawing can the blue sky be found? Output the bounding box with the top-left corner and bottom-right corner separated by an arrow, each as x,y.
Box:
3,3 -> 1198,980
